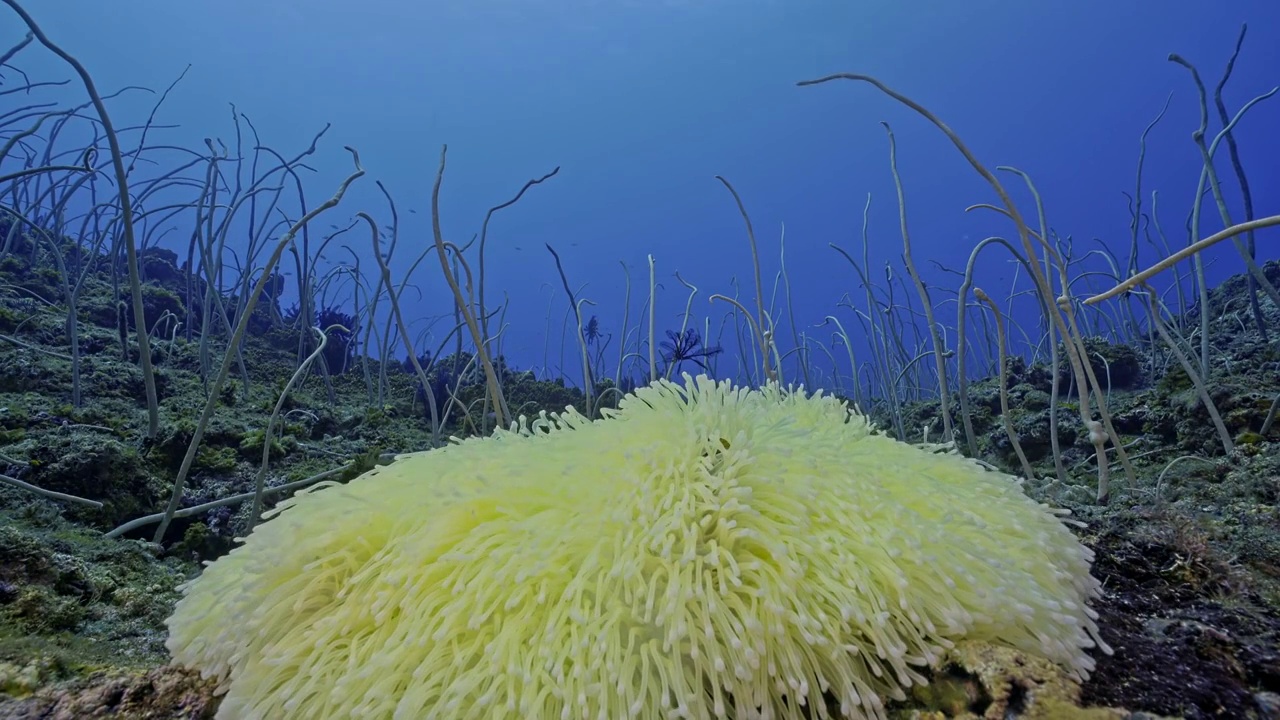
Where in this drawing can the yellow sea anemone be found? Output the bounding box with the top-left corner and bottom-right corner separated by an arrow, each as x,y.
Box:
166,374 -> 1104,720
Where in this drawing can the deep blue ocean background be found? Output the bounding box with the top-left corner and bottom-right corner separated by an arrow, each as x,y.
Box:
18,0 -> 1280,388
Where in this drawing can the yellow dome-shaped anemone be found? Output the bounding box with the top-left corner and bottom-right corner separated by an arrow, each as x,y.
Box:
165,374 -> 1105,720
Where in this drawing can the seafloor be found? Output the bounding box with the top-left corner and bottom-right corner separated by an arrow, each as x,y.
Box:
0,250 -> 1277,719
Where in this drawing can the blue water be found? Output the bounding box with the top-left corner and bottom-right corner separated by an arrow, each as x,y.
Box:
16,0 -> 1280,389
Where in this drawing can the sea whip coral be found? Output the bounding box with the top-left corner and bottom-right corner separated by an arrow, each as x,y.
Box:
166,374 -> 1105,719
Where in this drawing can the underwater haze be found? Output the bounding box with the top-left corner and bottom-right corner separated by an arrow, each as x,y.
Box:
8,1 -> 1280,716
20,0 -> 1280,383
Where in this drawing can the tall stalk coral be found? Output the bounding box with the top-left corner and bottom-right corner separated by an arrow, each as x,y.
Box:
167,375 -> 1105,720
